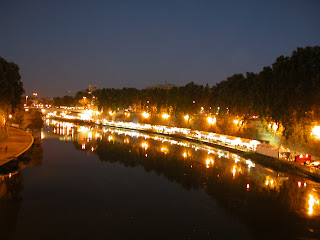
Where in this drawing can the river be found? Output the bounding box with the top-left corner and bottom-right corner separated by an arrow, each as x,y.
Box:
0,120 -> 319,239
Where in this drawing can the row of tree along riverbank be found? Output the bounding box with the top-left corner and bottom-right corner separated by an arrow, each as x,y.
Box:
50,46 -> 320,157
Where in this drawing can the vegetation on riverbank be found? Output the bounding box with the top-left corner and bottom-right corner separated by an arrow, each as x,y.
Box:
0,57 -> 44,139
49,46 -> 320,158
0,57 -> 24,140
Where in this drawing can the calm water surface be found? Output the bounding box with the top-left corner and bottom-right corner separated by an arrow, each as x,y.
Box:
0,120 -> 320,239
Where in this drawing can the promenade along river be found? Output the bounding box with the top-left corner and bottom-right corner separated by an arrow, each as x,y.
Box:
0,120 -> 320,240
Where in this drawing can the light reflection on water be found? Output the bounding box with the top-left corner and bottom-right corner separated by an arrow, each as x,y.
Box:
47,120 -> 320,220
1,119 -> 318,239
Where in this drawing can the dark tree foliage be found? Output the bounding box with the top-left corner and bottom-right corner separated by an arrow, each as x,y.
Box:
0,57 -> 24,113
93,82 -> 210,115
52,95 -> 76,107
22,110 -> 43,133
52,46 -> 320,139
210,46 -> 320,139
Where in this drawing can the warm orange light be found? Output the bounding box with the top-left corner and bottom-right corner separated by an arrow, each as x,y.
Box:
233,119 -> 239,125
311,126 -> 320,139
308,193 -> 320,215
232,165 -> 236,177
206,158 -> 214,168
272,123 -> 278,131
8,114 -> 12,119
207,116 -> 216,125
162,113 -> 170,119
142,112 -> 150,119
184,115 -> 190,121
161,147 -> 168,153
141,142 -> 149,150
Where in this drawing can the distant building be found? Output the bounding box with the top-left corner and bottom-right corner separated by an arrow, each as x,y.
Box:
146,84 -> 177,90
88,85 -> 99,93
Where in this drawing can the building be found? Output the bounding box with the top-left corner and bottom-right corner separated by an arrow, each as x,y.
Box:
88,85 -> 99,93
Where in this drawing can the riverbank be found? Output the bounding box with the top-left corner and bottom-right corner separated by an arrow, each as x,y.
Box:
49,117 -> 320,182
0,127 -> 34,166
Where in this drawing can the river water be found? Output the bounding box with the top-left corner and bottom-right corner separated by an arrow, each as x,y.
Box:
0,120 -> 320,239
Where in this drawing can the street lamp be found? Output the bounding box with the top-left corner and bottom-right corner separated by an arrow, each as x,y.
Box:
207,116 -> 216,125
162,113 -> 170,119
142,112 -> 150,119
311,125 -> 320,139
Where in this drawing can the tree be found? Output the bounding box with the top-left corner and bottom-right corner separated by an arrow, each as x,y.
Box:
0,57 -> 24,113
22,111 -> 43,133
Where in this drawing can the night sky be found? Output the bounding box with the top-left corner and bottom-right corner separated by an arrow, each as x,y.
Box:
1,1 -> 319,97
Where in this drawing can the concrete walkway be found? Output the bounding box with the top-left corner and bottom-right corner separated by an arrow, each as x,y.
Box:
0,127 -> 34,166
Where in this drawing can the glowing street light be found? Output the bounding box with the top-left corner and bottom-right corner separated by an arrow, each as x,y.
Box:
207,116 -> 216,125
311,125 -> 320,139
206,158 -> 214,168
161,146 -> 168,153
184,115 -> 190,121
142,112 -> 150,119
272,123 -> 278,131
141,142 -> 149,150
162,113 -> 170,119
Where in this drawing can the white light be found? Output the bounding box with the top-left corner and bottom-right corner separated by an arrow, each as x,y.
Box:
207,116 -> 216,125
162,113 -> 170,119
142,112 -> 150,118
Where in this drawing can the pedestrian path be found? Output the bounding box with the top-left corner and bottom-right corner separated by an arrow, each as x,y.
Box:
0,127 -> 34,166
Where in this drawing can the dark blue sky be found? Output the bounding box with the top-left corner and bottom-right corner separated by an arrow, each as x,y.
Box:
1,1 -> 319,97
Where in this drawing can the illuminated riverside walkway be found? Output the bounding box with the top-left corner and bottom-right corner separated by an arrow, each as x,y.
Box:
48,116 -> 320,181
48,114 -> 261,153
0,127 -> 34,166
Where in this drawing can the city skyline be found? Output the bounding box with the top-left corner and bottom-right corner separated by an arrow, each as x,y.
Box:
1,1 -> 320,97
